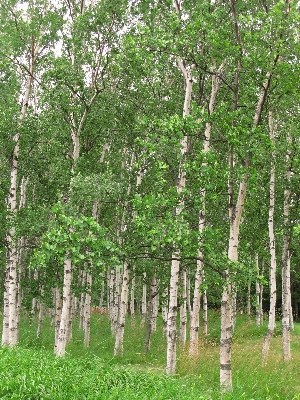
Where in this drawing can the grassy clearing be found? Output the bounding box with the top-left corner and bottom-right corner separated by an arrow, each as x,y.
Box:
1,312 -> 300,399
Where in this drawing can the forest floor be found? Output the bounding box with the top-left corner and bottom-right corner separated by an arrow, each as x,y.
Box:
0,311 -> 299,399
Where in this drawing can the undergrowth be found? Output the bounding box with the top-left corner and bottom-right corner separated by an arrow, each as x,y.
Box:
0,312 -> 299,399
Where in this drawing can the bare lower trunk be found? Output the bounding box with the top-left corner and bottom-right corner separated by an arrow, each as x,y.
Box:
151,276 -> 158,332
54,286 -> 63,348
203,288 -> 208,335
282,251 -> 291,361
186,274 -> 191,318
2,279 -> 9,345
114,263 -> 130,356
166,256 -> 180,374
79,270 -> 86,330
189,258 -> 202,356
111,268 -> 121,337
247,280 -> 251,317
55,259 -> 73,357
130,268 -> 136,325
99,271 -> 105,311
37,302 -> 45,338
84,273 -> 92,347
179,270 -> 187,345
255,254 -> 262,326
37,286 -> 45,338
162,286 -> 169,337
220,282 -> 233,391
220,166 -> 247,391
140,272 -> 147,327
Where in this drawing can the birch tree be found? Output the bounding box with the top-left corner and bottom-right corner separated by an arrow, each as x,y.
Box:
1,0 -> 55,346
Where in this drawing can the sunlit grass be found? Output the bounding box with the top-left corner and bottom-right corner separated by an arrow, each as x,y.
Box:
1,311 -> 300,399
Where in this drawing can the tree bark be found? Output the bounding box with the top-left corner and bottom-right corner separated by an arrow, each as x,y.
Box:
55,259 -> 73,357
189,60 -> 224,356
114,263 -> 130,356
262,111 -> 277,360
84,272 -> 92,347
179,270 -> 187,345
166,59 -> 194,375
282,133 -> 292,361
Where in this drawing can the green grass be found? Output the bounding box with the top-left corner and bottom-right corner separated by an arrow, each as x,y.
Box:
0,312 -> 300,399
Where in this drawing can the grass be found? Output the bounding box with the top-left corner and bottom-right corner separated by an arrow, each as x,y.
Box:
0,311 -> 300,399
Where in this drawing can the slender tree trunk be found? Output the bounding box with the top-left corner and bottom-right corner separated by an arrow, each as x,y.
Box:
247,280 -> 251,318
151,276 -> 159,332
55,259 -> 73,357
54,287 -> 62,350
166,55 -> 194,375
186,273 -> 191,318
220,164 -> 248,391
84,272 -> 92,347
3,68 -> 33,348
255,254 -> 262,327
189,60 -> 224,356
16,177 -> 28,343
189,260 -> 202,357
140,273 -> 147,327
166,255 -> 180,374
111,268 -> 121,337
79,270 -> 86,330
262,111 -> 277,360
114,263 -> 130,356
137,276 -> 142,316
130,268 -> 136,325
162,286 -> 169,337
282,133 -> 292,361
203,286 -> 208,335
99,271 -> 105,313
179,270 -> 187,345
37,286 -> 45,338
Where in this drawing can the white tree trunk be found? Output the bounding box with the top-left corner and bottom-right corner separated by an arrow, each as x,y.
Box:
99,270 -> 106,313
179,270 -> 187,345
37,286 -> 45,338
220,172 -> 247,391
189,60 -> 224,356
111,268 -> 121,337
247,280 -> 251,317
186,273 -> 191,318
79,270 -> 86,330
140,273 -> 147,327
130,268 -> 136,325
262,111 -> 277,360
151,276 -> 159,332
166,256 -> 180,374
166,55 -> 194,375
54,287 -> 62,348
255,253 -> 262,327
162,286 -> 169,337
282,133 -> 292,361
203,287 -> 208,335
84,272 -> 92,347
2,3 -> 48,347
114,263 -> 130,356
189,255 -> 202,357
55,259 -> 73,357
